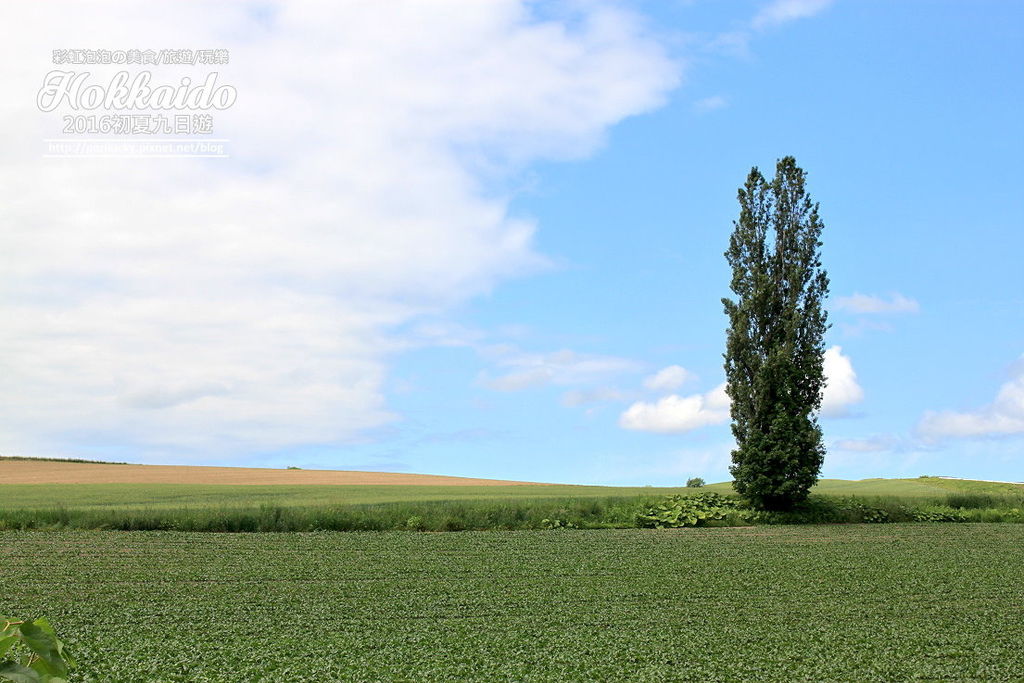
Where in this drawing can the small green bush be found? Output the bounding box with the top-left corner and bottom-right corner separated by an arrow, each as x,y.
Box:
636,493 -> 742,528
907,506 -> 967,523
686,477 -> 706,488
745,497 -> 900,524
841,501 -> 891,523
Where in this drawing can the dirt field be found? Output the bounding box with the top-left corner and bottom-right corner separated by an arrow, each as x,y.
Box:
0,459 -> 543,486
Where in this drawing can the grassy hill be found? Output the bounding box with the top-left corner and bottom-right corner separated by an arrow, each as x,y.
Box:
0,470 -> 1019,512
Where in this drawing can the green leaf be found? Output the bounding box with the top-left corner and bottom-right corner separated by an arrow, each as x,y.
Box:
25,622 -> 71,670
0,661 -> 42,683
0,635 -> 18,659
15,624 -> 66,678
28,659 -> 68,681
0,621 -> 19,640
25,622 -> 53,639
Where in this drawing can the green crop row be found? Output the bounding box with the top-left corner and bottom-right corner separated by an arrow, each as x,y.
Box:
1,525 -> 1022,681
2,477 -> 1020,513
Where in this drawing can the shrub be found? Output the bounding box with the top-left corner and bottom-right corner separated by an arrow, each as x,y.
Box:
743,497 -> 900,525
686,477 -> 706,488
907,506 -> 967,523
636,493 -> 741,528
838,500 -> 891,523
743,497 -> 841,524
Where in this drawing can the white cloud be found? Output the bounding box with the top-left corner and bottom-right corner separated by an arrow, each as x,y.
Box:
821,345 -> 865,417
835,293 -> 920,315
694,95 -> 728,113
752,0 -> 834,30
0,1 -> 679,459
643,365 -> 694,392
621,345 -> 861,432
483,348 -> 641,392
620,383 -> 729,434
918,358 -> 1024,439
712,0 -> 833,57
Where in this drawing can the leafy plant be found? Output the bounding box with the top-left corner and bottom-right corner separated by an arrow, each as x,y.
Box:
857,505 -> 890,523
686,477 -> 705,488
906,506 -> 967,523
826,498 -> 892,523
636,493 -> 742,528
0,617 -> 75,682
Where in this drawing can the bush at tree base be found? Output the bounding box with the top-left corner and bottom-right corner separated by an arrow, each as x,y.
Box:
636,493 -> 743,528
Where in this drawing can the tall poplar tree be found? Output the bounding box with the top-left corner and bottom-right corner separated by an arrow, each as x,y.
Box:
722,156 -> 830,511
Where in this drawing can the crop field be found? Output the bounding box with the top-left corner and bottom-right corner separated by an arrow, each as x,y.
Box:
3,464 -> 1022,531
0,483 -> 693,510
2,525 -> 1022,681
2,457 -> 1018,512
0,479 -> 974,510
0,458 -> 547,486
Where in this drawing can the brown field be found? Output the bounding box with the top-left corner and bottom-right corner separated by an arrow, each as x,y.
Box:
0,459 -> 546,486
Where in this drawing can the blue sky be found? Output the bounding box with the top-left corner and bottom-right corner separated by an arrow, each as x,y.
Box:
2,1 -> 1022,484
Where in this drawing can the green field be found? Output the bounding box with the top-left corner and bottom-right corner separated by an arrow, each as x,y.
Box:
1,476 -> 1017,510
2,525 -> 1022,681
0,483 -> 687,509
2,476 -> 1021,532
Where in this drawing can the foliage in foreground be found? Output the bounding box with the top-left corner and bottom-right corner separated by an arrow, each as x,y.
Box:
1,617 -> 75,682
